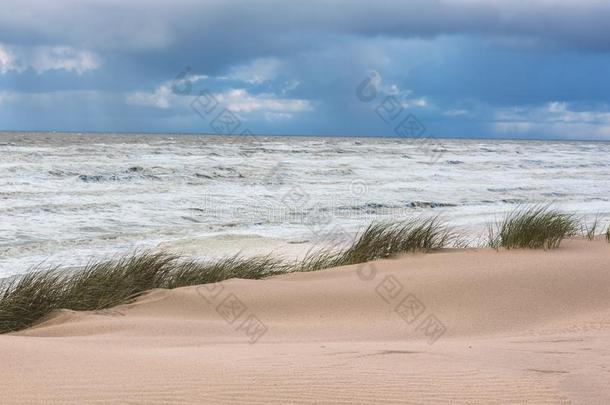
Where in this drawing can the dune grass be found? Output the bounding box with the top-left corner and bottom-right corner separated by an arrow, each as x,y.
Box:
296,217 -> 456,272
488,205 -> 578,250
0,268 -> 66,333
581,214 -> 600,241
164,255 -> 286,289
0,210 -> 599,334
606,226 -> 610,243
63,253 -> 177,311
0,253 -> 289,333
0,218 -> 456,333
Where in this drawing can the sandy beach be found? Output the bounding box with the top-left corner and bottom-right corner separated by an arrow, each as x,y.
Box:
4,1 -> 610,403
1,238 -> 609,404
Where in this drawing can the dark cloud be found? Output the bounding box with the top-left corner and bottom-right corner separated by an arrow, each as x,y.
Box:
2,1 -> 610,139
3,1 -> 610,51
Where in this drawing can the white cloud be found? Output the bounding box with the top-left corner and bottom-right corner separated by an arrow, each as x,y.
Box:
28,46 -> 100,74
227,58 -> 282,84
493,102 -> 610,139
544,101 -> 610,123
496,102 -> 610,124
126,83 -> 312,121
371,73 -> 427,109
126,74 -> 207,109
216,89 -> 311,114
0,44 -> 15,73
280,80 -> 300,95
382,83 -> 401,96
402,97 -> 427,108
127,84 -> 174,109
0,44 -> 100,74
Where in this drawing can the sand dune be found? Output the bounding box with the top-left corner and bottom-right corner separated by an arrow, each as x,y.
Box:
2,239 -> 610,404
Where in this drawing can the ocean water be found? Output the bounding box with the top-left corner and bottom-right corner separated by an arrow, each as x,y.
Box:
1,132 -> 609,278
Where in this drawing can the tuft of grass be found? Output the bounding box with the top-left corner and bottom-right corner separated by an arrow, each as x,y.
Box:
606,225 -> 610,243
61,252 -> 177,311
296,217 -> 455,272
165,255 -> 286,289
339,217 -> 454,264
581,214 -> 600,241
488,205 -> 578,250
0,268 -> 67,333
295,247 -> 346,273
0,253 -> 287,334
487,222 -> 501,250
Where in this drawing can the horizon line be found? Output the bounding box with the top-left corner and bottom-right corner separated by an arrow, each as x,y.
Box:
1,129 -> 609,144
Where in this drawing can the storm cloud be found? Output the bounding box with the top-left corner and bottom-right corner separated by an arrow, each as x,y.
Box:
1,0 -> 610,138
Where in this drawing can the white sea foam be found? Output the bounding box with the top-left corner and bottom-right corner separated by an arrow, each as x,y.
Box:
1,132 -> 609,277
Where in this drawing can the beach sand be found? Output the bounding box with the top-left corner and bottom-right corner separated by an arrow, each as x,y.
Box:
1,238 -> 609,404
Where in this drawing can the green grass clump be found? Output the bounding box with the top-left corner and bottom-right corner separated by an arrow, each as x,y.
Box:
295,247 -> 346,273
581,214 -> 600,241
0,269 -> 66,333
606,226 -> 610,243
297,217 -> 455,272
62,252 -> 177,311
339,217 -> 454,264
165,255 -> 285,289
488,205 -> 578,250
0,253 -> 180,332
0,253 -> 286,334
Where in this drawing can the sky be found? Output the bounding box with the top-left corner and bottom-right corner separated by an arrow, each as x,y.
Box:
1,0 -> 610,140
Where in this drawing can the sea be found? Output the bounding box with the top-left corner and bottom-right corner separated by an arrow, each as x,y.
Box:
1,131 -> 609,278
